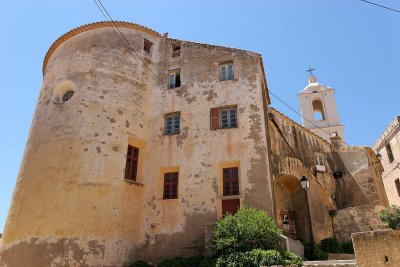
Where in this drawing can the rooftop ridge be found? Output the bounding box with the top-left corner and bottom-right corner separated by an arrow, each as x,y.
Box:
42,21 -> 161,76
166,37 -> 261,56
268,107 -> 331,146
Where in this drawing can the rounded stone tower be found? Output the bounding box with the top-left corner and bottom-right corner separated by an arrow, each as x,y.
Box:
0,22 -> 160,266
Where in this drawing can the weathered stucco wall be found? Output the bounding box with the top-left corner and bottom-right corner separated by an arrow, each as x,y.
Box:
0,22 -> 272,266
333,205 -> 387,242
373,116 -> 400,206
268,109 -> 336,243
352,230 -> 400,267
333,146 -> 388,209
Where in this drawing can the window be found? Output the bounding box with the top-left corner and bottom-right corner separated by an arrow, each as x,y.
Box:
144,39 -> 153,53
125,145 -> 139,181
168,70 -> 181,88
316,154 -> 324,166
220,62 -> 234,81
62,90 -> 74,102
223,167 -> 239,196
172,44 -> 181,57
386,144 -> 394,163
165,112 -> 180,135
163,172 -> 178,199
210,106 -> 237,130
395,178 -> 400,197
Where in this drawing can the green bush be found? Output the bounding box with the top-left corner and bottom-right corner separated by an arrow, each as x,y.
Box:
320,237 -> 342,253
312,247 -> 328,260
130,260 -> 153,267
198,256 -> 217,267
341,241 -> 354,254
157,256 -> 204,267
280,250 -> 303,266
157,258 -> 180,267
215,249 -> 302,267
210,208 -> 282,254
379,205 -> 400,230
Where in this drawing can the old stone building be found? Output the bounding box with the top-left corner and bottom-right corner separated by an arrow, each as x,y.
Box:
0,21 -> 389,266
373,116 -> 400,206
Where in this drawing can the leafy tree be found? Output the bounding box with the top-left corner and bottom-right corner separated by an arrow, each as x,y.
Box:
210,208 -> 282,254
379,205 -> 400,230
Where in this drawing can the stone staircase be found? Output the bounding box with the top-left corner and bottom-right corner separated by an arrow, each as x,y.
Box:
303,260 -> 357,267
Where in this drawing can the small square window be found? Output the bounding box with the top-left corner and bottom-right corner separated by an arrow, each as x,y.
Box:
165,112 -> 180,135
144,39 -> 153,53
172,44 -> 181,57
316,154 -> 324,166
220,62 -> 234,81
125,145 -> 139,181
163,172 -> 178,199
168,70 -> 181,89
210,106 -> 238,130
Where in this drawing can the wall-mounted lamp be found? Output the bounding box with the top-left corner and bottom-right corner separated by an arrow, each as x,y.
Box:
300,176 -> 310,191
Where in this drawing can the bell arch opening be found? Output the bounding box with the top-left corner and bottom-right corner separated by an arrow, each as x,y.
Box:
312,99 -> 325,121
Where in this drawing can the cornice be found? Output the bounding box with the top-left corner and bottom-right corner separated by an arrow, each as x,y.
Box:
42,21 -> 161,76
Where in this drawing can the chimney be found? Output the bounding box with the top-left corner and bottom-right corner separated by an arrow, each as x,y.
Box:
330,132 -> 342,149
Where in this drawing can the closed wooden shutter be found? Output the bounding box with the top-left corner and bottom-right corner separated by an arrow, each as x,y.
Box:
210,107 -> 220,130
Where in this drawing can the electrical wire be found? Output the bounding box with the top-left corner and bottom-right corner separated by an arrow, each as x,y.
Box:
92,0 -> 391,172
93,0 -> 169,89
361,0 -> 400,13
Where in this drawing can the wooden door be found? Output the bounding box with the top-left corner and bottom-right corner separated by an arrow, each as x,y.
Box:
222,199 -> 240,216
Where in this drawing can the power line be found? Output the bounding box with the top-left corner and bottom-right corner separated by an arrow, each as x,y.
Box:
266,88 -> 352,147
93,0 -> 169,89
93,0 -> 384,162
361,0 -> 400,13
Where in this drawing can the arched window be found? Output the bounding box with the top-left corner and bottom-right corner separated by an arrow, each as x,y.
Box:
312,99 -> 325,121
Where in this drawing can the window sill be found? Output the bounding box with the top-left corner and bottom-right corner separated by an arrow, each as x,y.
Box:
124,179 -> 144,187
163,132 -> 180,136
218,78 -> 238,82
217,195 -> 243,200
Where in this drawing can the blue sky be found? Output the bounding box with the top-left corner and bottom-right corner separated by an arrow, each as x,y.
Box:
0,0 -> 399,232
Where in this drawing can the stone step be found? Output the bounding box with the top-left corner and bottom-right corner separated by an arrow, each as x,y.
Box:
303,259 -> 357,267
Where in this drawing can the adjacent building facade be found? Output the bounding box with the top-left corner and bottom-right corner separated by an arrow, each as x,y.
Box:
0,21 -> 389,266
373,116 -> 400,206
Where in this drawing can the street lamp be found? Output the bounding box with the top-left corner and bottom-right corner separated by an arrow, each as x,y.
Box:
300,176 -> 314,257
376,153 -> 382,161
300,176 -> 310,190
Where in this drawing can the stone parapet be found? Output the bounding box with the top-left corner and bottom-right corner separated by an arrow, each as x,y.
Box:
352,230 -> 400,267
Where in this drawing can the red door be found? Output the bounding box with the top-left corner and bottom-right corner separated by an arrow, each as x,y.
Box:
222,199 -> 240,216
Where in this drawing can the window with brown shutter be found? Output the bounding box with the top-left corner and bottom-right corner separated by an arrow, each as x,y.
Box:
210,107 -> 220,130
125,145 -> 139,181
210,106 -> 238,130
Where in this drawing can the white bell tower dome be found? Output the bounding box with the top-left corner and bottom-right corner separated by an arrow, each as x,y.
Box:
298,71 -> 345,143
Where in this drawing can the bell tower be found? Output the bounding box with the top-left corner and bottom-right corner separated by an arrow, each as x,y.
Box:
298,69 -> 345,143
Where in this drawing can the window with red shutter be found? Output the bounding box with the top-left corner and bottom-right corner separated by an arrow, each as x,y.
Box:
163,172 -> 178,199
210,107 -> 220,130
125,145 -> 139,181
223,167 -> 239,196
